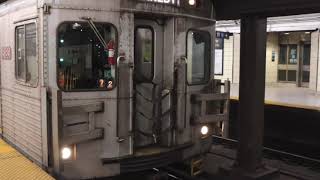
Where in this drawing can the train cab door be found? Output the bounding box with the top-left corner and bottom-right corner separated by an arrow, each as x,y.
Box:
184,28 -> 214,140
133,19 -> 172,149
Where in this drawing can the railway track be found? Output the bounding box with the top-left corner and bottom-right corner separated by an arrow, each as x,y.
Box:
212,135 -> 320,169
107,168 -> 216,180
105,135 -> 320,180
211,135 -> 320,180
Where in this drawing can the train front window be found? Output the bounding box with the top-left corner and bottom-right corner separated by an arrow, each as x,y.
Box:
187,30 -> 211,85
57,22 -> 117,91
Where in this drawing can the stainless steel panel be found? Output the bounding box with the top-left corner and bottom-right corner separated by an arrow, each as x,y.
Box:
1,89 -> 43,164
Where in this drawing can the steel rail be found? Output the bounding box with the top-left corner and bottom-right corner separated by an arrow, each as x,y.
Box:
211,135 -> 320,180
212,135 -> 320,165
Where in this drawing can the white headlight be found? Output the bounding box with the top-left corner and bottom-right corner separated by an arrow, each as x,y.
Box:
61,147 -> 72,160
201,126 -> 209,135
189,0 -> 196,6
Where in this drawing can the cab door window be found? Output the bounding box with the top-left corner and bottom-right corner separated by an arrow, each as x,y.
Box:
187,30 -> 211,85
134,26 -> 154,82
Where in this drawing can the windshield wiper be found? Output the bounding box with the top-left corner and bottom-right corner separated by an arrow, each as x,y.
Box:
81,17 -> 107,49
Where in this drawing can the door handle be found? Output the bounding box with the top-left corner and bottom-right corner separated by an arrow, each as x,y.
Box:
116,56 -> 125,67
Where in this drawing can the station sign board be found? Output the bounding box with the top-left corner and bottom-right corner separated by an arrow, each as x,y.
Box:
216,31 -> 230,39
140,0 -> 180,6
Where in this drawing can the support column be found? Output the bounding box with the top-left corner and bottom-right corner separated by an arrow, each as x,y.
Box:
237,15 -> 266,172
231,15 -> 279,179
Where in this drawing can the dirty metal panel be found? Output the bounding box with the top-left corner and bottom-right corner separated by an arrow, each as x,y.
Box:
121,0 -> 214,20
1,89 -> 43,164
117,62 -> 132,138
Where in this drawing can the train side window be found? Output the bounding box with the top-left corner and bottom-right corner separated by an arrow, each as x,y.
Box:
187,30 -> 211,85
15,23 -> 38,86
134,27 -> 154,82
57,22 -> 117,91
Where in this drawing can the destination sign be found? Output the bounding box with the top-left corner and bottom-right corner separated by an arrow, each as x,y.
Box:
141,0 -> 180,6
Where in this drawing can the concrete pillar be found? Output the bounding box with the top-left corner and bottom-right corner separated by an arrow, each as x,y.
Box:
237,15 -> 267,173
219,15 -> 279,180
309,31 -> 319,91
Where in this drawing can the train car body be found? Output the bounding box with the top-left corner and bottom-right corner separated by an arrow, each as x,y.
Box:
0,0 -> 230,179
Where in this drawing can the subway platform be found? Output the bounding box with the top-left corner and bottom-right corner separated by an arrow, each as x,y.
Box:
230,83 -> 320,110
0,138 -> 54,180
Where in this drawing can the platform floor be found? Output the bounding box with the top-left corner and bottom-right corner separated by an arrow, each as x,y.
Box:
230,83 -> 320,110
0,138 -> 54,180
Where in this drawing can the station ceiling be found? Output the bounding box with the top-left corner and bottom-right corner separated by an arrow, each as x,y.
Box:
0,0 -> 319,21
213,0 -> 320,20
217,13 -> 320,33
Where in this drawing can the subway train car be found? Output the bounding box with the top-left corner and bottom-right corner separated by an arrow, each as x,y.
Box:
0,0 -> 230,179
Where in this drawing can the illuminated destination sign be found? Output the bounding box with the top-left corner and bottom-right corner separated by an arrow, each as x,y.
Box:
141,0 -> 180,6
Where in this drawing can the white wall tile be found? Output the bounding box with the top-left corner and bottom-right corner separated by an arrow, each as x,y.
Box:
310,31 -> 319,91
215,36 -> 234,82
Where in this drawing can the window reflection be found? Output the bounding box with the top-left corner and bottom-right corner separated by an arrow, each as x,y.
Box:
15,23 -> 38,86
57,22 -> 117,91
187,30 -> 211,84
288,45 -> 297,64
135,27 -> 154,82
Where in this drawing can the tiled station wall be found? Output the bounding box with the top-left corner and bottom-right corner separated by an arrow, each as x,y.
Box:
215,32 -> 320,92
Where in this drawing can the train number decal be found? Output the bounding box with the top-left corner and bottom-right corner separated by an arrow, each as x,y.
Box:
1,47 -> 12,60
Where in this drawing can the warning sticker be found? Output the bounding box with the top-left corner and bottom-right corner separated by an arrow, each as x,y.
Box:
1,47 -> 12,60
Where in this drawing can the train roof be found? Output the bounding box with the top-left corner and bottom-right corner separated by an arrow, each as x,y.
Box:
0,0 -> 215,22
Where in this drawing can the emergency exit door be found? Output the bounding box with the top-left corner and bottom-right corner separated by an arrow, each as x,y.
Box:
133,19 -> 172,148
278,43 -> 311,87
278,44 -> 299,83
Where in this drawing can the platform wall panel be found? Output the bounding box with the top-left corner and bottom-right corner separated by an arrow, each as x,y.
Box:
215,36 -> 234,81
265,32 -> 279,84
232,34 -> 241,84
310,31 -> 319,91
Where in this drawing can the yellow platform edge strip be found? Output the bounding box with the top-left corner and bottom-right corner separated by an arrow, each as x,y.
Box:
230,96 -> 320,111
0,139 -> 55,180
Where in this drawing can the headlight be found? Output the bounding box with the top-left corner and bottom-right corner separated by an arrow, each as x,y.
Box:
61,147 -> 72,160
189,0 -> 196,6
200,126 -> 209,136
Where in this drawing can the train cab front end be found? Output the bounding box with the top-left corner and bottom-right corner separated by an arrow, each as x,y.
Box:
46,0 -> 230,179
